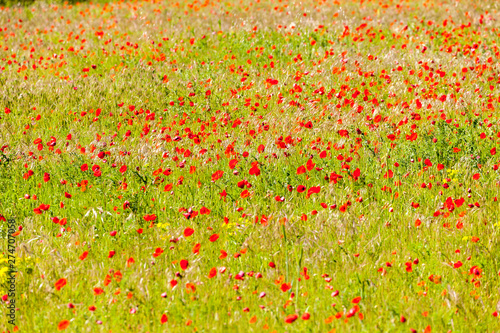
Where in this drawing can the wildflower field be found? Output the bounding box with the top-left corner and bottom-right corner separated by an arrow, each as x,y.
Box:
1,0 -> 500,331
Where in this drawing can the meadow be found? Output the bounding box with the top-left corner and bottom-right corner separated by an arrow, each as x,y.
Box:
0,0 -> 500,331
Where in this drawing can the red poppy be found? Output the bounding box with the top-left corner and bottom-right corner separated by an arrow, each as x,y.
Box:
211,170 -> 224,182
285,314 -> 298,323
384,170 -> 393,179
297,185 -> 306,193
208,267 -> 217,278
338,129 -> 349,137
306,159 -> 315,171
127,257 -> 135,267
79,251 -> 88,260
180,259 -> 189,270
280,283 -> 291,292
153,248 -> 164,257
249,165 -> 261,176
57,320 -> 70,331
55,278 -> 67,291
229,159 -> 238,169
306,186 -> 321,197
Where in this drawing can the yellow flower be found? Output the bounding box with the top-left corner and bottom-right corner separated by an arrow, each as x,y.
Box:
0,267 -> 9,280
157,222 -> 170,229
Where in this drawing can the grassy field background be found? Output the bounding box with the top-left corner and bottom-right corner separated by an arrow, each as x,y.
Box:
1,0 -> 500,331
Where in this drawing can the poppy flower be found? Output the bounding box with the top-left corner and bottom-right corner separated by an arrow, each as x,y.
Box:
384,170 -> 394,178
280,283 -> 291,292
94,288 -> 104,295
57,320 -> 70,331
219,250 -> 228,259
306,159 -> 315,171
338,129 -> 349,137
143,214 -> 157,221
211,170 -> 224,182
127,257 -> 135,267
346,305 -> 359,318
184,227 -> 194,237
306,186 -> 321,197
241,189 -> 250,198
352,168 -> 361,180
153,248 -> 164,257
79,251 -> 88,260
249,165 -> 261,176
297,185 -> 306,193
55,278 -> 67,291
285,314 -> 298,323
229,159 -> 238,169
208,267 -> 217,278
180,259 -> 189,270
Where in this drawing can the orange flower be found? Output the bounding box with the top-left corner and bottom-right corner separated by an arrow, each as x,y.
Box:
57,320 -> 70,331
